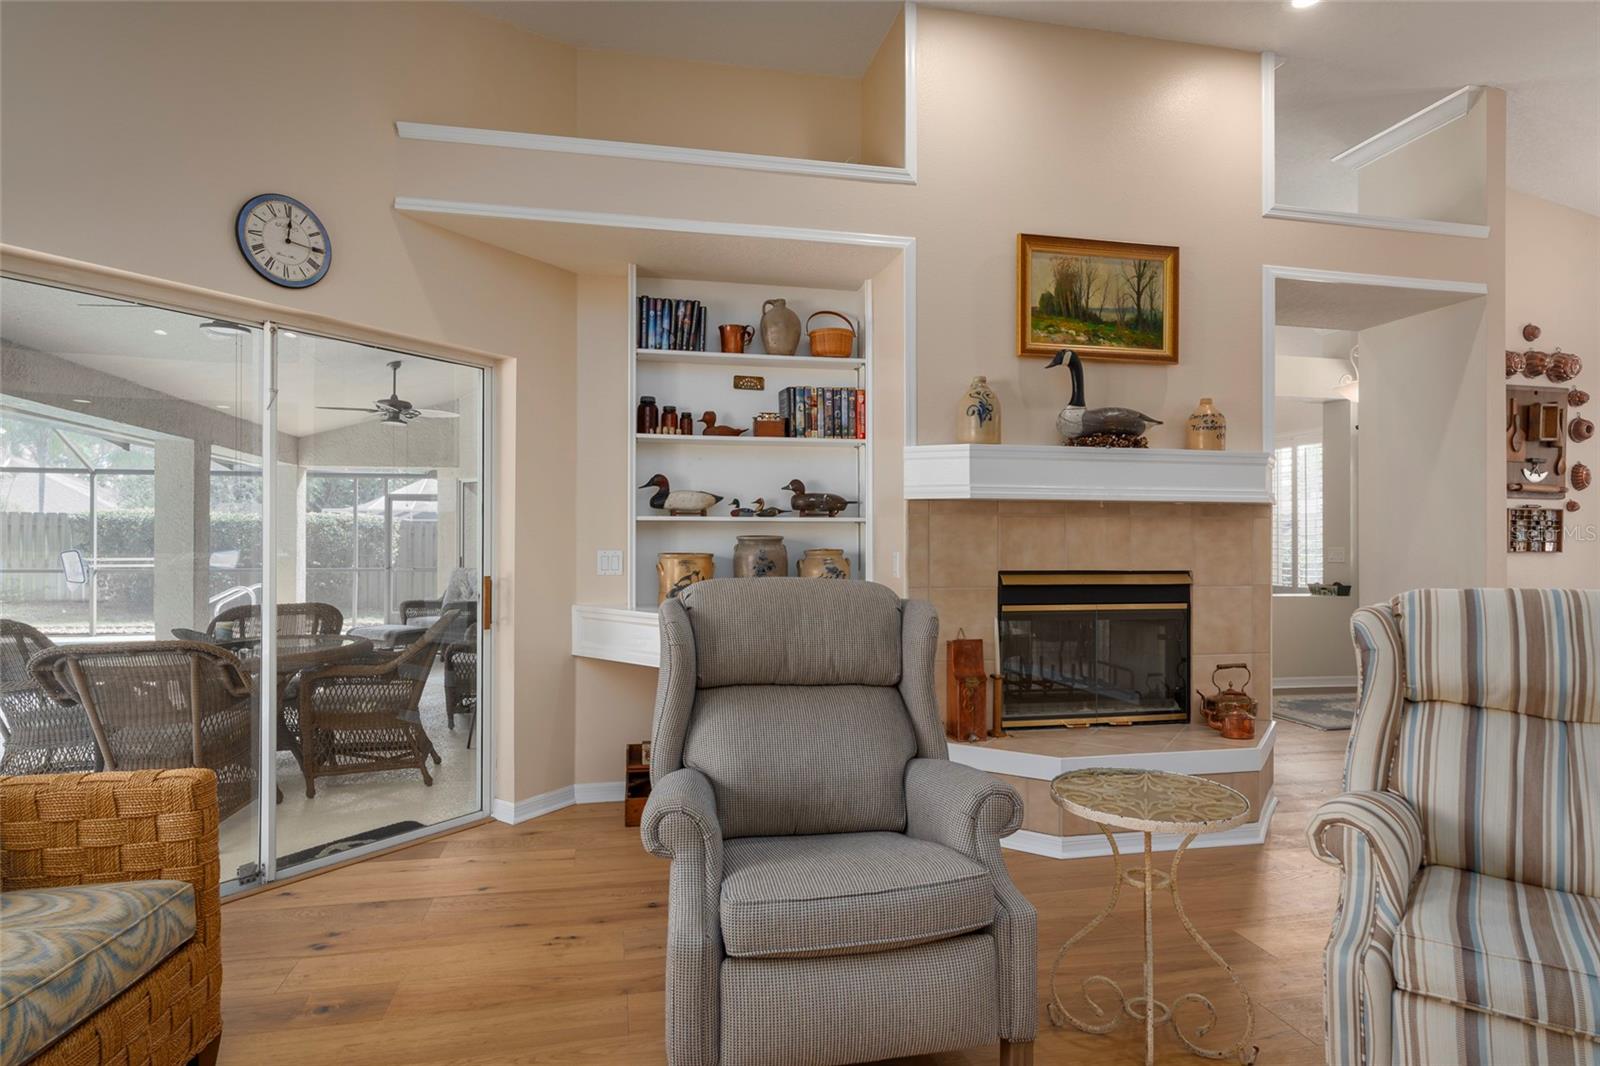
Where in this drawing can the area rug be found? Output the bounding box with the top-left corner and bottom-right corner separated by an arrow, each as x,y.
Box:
279,820 -> 427,868
1273,693 -> 1357,731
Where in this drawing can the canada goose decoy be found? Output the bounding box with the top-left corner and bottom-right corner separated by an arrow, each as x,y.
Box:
1045,349 -> 1164,441
699,411 -> 747,436
639,474 -> 723,516
781,479 -> 856,518
752,498 -> 788,518
728,498 -> 757,517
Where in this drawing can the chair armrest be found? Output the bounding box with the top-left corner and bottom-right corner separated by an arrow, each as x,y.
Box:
904,758 -> 1036,1043
640,767 -> 724,1064
0,769 -> 222,949
641,767 -> 722,865
904,757 -> 1024,856
1307,789 -> 1424,914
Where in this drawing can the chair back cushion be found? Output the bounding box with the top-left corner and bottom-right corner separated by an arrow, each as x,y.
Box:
1390,589 -> 1600,896
1396,588 -> 1600,720
680,579 -> 903,688
683,684 -> 916,838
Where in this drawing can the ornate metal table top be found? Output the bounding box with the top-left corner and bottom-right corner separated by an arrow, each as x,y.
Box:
1050,767 -> 1251,835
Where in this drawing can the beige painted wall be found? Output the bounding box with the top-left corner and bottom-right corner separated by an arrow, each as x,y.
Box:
576,50 -> 865,164
0,0 -> 581,804
860,11 -> 907,167
1357,299 -> 1493,606
1358,96 -> 1488,227
1504,190 -> 1600,589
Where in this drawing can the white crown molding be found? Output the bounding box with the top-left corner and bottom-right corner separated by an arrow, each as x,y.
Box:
951,721 -> 1276,782
396,122 -> 917,186
1333,87 -> 1482,170
903,444 -> 1273,503
572,604 -> 661,667
1262,205 -> 1490,240
1004,792 -> 1277,859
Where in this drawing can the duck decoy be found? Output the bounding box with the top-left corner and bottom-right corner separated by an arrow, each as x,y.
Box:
752,497 -> 788,518
639,474 -> 723,516
728,498 -> 757,517
781,479 -> 855,518
699,411 -> 747,436
1045,349 -> 1164,441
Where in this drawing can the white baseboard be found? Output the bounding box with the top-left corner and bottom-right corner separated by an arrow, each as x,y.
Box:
492,781 -> 627,824
575,781 -> 625,804
1004,792 -> 1278,860
492,786 -> 576,825
1274,675 -> 1357,691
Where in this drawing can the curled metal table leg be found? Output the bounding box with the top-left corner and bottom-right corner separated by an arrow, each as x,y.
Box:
1166,832 -> 1258,1064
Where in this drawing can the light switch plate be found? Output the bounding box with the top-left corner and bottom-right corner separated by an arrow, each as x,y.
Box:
1325,547 -> 1348,564
596,549 -> 624,576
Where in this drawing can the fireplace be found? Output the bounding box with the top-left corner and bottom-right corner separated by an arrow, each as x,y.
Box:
997,571 -> 1191,729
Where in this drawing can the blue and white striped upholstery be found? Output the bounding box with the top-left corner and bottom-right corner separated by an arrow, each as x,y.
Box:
1312,589 -> 1600,1066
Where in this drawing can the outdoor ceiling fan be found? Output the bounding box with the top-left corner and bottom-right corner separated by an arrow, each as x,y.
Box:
317,360 -> 460,427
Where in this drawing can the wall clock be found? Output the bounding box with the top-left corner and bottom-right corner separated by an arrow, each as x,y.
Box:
235,193 -> 330,288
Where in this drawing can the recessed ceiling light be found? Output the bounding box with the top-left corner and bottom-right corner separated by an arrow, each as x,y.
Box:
73,398 -> 92,405
215,404 -> 232,410
152,329 -> 168,336
1291,0 -> 1321,8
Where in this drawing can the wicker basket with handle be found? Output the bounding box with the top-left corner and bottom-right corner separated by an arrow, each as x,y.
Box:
806,310 -> 856,358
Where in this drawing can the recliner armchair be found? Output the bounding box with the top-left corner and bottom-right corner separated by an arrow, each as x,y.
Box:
1308,588 -> 1600,1066
641,578 -> 1037,1066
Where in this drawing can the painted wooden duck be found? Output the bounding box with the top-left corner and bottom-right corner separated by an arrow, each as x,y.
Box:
728,498 -> 757,517
699,411 -> 747,436
752,498 -> 788,518
781,479 -> 855,518
1045,349 -> 1164,440
640,474 -> 723,516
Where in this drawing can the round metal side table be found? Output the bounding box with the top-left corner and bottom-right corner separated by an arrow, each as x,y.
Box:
1047,767 -> 1258,1066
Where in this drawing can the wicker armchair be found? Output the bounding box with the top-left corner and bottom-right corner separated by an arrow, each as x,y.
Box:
293,611 -> 456,797
206,600 -> 343,639
0,769 -> 223,1066
29,641 -> 257,822
0,619 -> 99,775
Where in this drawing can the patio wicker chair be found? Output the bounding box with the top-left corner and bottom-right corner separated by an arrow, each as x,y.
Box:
206,601 -> 344,639
0,619 -> 99,775
292,611 -> 457,798
28,641 -> 257,822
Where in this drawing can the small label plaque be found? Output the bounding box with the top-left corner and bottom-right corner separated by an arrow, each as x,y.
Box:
733,375 -> 765,391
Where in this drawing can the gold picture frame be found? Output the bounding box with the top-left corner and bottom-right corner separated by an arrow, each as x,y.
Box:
1018,234 -> 1179,364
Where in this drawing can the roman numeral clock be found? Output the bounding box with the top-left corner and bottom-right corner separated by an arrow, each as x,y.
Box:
235,193 -> 330,287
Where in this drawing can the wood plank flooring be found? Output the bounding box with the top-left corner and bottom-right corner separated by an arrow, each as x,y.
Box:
219,722 -> 1349,1065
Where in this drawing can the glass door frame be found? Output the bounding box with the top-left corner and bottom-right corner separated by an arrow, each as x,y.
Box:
250,321 -> 495,891
0,263 -> 495,894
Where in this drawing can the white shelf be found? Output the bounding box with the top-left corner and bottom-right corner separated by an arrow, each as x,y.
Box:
636,349 -> 864,371
636,514 -> 866,524
636,433 -> 864,448
571,605 -> 660,667
903,445 -> 1273,504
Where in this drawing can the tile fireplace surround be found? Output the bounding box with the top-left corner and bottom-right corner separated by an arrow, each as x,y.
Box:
908,498 -> 1276,857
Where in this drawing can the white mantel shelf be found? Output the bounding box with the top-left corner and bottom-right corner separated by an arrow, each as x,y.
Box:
572,605 -> 660,667
903,445 -> 1273,504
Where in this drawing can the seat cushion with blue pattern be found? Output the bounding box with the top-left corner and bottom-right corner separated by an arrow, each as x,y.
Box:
0,881 -> 196,1065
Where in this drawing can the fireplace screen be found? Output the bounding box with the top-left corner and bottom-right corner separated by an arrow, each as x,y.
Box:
998,572 -> 1190,728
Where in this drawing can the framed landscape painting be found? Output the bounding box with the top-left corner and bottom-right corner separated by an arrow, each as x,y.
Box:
1018,234 -> 1179,364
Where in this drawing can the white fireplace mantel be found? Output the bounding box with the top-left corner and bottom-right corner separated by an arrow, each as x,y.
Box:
903,444 -> 1273,504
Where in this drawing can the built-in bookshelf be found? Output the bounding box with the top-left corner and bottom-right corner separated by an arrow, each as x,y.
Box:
627,269 -> 873,610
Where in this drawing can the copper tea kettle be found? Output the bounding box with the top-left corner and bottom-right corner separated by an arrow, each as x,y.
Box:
1197,662 -> 1257,736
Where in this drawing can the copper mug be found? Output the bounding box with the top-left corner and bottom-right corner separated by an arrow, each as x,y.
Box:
719,324 -> 755,353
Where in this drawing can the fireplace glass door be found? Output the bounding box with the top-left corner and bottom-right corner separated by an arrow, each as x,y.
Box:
998,572 -> 1190,728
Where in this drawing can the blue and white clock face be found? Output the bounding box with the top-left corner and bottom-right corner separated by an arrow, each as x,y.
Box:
236,194 -> 330,288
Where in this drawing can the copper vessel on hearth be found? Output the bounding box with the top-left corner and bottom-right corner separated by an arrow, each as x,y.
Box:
1197,662 -> 1257,732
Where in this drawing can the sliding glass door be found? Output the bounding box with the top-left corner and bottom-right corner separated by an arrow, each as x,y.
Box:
0,276 -> 490,890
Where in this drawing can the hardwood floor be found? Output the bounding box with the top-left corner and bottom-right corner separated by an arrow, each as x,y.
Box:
219,722 -> 1349,1065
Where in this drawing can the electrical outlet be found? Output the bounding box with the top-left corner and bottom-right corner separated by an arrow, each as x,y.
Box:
596,549 -> 624,576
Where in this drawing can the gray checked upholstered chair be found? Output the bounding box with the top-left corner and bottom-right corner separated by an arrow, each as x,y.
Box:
1308,588 -> 1600,1066
641,579 -> 1037,1066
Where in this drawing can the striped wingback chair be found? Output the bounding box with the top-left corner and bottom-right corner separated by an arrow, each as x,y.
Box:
1308,588 -> 1600,1066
